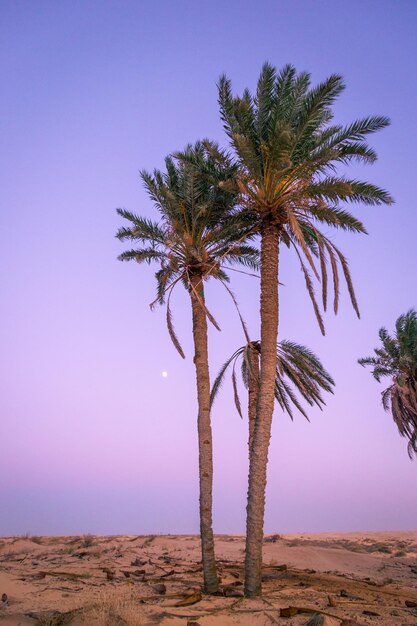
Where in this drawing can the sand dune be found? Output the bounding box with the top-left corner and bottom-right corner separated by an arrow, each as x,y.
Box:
1,532 -> 417,624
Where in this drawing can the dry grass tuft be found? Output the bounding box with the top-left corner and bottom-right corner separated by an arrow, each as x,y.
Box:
88,590 -> 148,625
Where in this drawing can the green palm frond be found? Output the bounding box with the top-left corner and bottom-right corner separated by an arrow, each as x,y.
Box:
345,180 -> 393,206
325,115 -> 391,145
117,249 -> 166,264
116,209 -> 165,243
308,206 -> 367,233
220,245 -> 260,271
255,63 -> 277,141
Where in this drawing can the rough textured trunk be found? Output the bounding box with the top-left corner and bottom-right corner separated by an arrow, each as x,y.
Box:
189,273 -> 219,594
244,222 -> 280,597
247,343 -> 260,456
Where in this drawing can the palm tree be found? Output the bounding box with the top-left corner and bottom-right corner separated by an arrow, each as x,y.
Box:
211,339 -> 334,453
218,63 -> 393,595
116,142 -> 258,594
359,309 -> 417,458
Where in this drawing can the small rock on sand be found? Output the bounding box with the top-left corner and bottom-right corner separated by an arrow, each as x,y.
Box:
152,583 -> 166,594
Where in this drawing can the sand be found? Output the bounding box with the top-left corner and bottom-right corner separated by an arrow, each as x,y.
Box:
0,532 -> 417,625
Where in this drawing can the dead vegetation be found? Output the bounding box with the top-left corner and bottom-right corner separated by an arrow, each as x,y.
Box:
141,535 -> 156,548
264,534 -> 282,543
286,537 -> 401,554
1,533 -> 417,624
81,535 -> 95,548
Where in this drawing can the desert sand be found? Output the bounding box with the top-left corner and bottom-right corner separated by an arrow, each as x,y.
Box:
1,532 -> 417,625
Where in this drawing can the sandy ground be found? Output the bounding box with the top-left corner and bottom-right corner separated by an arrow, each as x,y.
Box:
1,532 -> 417,625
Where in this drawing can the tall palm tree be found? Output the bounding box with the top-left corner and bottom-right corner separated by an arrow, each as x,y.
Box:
116,142 -> 258,594
211,339 -> 334,453
218,63 -> 393,595
359,309 -> 417,458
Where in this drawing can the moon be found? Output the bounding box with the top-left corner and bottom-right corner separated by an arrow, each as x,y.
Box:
162,371 -> 168,378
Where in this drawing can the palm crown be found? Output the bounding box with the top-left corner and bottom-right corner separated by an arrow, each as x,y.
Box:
359,310 -> 417,458
116,141 -> 259,355
218,63 -> 393,328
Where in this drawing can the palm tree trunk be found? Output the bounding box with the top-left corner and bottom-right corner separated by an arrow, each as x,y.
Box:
244,222 -> 280,597
189,273 -> 219,594
248,343 -> 260,455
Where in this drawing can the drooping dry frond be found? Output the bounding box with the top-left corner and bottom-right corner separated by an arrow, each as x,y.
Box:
232,363 -> 243,418
290,241 -> 325,335
166,287 -> 185,359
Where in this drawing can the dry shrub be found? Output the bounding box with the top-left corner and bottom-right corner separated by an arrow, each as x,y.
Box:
89,590 -> 147,626
359,541 -> 392,554
36,610 -> 77,626
288,539 -> 302,547
20,533 -> 31,540
31,536 -> 43,544
375,544 -> 392,554
82,534 -> 95,548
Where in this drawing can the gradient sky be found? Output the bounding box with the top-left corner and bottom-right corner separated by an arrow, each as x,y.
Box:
1,0 -> 416,536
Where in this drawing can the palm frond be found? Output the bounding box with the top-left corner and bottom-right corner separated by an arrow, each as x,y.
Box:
232,362 -> 243,418
291,241 -> 325,335
117,249 -> 166,264
210,349 -> 243,406
166,286 -> 185,358
116,209 -> 165,243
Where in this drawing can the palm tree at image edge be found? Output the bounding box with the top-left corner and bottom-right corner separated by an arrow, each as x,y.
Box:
359,309 -> 417,459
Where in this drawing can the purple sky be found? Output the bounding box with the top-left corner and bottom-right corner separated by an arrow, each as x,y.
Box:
1,0 -> 416,536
